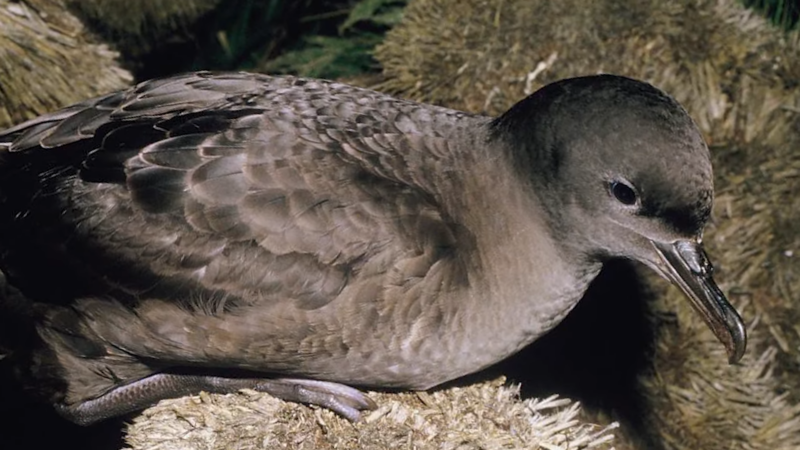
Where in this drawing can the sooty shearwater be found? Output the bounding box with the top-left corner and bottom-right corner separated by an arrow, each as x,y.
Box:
0,72 -> 746,425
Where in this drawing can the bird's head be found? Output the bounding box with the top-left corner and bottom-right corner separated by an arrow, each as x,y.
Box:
491,74 -> 746,363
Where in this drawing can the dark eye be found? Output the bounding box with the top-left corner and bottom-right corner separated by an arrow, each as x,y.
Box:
610,180 -> 638,206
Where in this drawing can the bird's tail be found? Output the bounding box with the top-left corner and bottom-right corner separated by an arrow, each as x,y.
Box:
0,270 -> 36,363
0,273 -> 155,409
0,269 -> 63,404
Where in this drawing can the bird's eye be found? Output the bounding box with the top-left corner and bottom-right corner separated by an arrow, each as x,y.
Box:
610,180 -> 638,206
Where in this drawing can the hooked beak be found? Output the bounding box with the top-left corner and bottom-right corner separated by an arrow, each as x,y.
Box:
651,240 -> 746,364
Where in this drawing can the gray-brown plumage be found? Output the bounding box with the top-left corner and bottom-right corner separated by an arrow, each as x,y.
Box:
0,72 -> 745,425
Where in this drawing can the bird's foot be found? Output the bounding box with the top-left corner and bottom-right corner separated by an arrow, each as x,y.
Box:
248,377 -> 378,421
55,372 -> 377,425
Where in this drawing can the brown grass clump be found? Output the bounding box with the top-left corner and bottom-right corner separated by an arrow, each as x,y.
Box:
376,0 -> 800,448
62,0 -> 223,71
125,377 -> 617,450
644,278 -> 800,449
65,0 -> 221,38
0,0 -> 131,129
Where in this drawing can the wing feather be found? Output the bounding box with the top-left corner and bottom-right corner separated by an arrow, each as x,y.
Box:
0,72 -> 468,315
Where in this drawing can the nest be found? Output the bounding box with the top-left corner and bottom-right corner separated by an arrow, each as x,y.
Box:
375,0 -> 800,448
0,0 -> 131,129
125,377 -> 617,450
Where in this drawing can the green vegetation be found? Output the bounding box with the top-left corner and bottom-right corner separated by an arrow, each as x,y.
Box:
262,0 -> 404,78
190,0 -> 406,79
743,0 -> 800,29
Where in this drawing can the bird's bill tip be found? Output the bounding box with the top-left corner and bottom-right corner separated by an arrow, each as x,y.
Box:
651,239 -> 746,364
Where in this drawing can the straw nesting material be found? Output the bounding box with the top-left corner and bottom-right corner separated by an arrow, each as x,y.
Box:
375,0 -> 800,448
125,377 -> 618,450
0,0 -> 131,129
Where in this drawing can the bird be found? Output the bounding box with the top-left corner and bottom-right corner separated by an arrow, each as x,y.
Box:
0,71 -> 746,425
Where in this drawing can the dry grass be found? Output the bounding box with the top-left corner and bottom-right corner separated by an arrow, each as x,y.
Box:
0,0 -> 131,129
125,377 -> 617,450
65,0 -> 221,37
643,277 -> 800,449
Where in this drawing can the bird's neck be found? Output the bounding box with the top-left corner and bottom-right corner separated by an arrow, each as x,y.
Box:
439,126 -> 602,360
